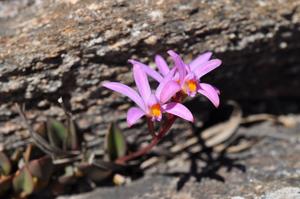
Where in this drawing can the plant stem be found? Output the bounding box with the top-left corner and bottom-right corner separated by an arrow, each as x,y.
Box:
146,117 -> 155,138
115,116 -> 176,164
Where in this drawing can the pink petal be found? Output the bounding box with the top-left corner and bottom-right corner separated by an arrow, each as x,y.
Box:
102,82 -> 145,110
167,50 -> 186,84
155,68 -> 176,99
155,55 -> 170,76
127,107 -> 145,126
189,52 -> 212,71
133,64 -> 152,102
129,59 -> 163,82
194,59 -> 222,79
160,80 -> 181,103
146,94 -> 159,109
162,102 -> 194,122
198,83 -> 220,107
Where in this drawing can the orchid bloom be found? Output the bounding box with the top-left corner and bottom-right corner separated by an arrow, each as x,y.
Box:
131,50 -> 222,107
167,50 -> 221,107
102,64 -> 194,127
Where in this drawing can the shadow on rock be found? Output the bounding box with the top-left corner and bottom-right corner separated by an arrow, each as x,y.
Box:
164,133 -> 247,191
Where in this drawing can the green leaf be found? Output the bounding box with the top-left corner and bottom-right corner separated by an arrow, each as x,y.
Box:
0,152 -> 11,176
47,118 -> 68,150
13,167 -> 35,197
105,122 -> 127,161
66,118 -> 79,150
0,176 -> 12,197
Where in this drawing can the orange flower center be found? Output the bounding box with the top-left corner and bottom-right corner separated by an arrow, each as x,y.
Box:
184,79 -> 197,93
150,103 -> 161,117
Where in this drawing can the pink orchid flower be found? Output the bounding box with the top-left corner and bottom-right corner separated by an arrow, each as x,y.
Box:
167,50 -> 221,107
102,64 -> 194,127
130,50 -> 222,107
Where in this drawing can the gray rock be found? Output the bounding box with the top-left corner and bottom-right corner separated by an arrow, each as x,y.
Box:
0,1 -> 300,198
261,187 -> 300,199
56,121 -> 300,199
0,0 -> 300,134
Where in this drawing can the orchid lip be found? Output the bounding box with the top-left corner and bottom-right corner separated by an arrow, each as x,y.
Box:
181,73 -> 199,96
148,103 -> 162,121
186,79 -> 197,93
150,103 -> 161,117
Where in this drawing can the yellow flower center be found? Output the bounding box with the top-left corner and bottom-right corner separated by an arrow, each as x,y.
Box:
185,79 -> 197,93
150,103 -> 161,117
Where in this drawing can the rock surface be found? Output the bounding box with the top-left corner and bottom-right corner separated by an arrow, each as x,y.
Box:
57,121 -> 300,199
0,0 -> 300,135
263,187 -> 300,199
1,1 -> 300,198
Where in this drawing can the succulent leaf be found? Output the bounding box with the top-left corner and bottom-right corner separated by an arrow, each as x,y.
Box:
66,118 -> 79,150
13,167 -> 34,197
47,118 -> 68,149
0,152 -> 11,176
105,122 -> 127,161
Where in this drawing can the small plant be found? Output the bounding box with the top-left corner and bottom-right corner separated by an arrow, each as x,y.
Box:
0,50 -> 221,198
0,149 -> 53,198
0,104 -> 128,198
103,50 -> 221,164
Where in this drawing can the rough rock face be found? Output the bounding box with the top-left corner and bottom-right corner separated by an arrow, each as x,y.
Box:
1,1 -> 300,198
0,0 -> 300,143
57,121 -> 300,199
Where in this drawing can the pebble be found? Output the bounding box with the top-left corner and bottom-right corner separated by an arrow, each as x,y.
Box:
144,35 -> 158,45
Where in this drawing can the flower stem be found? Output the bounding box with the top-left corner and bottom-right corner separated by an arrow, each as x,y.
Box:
146,117 -> 156,138
115,116 -> 176,164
